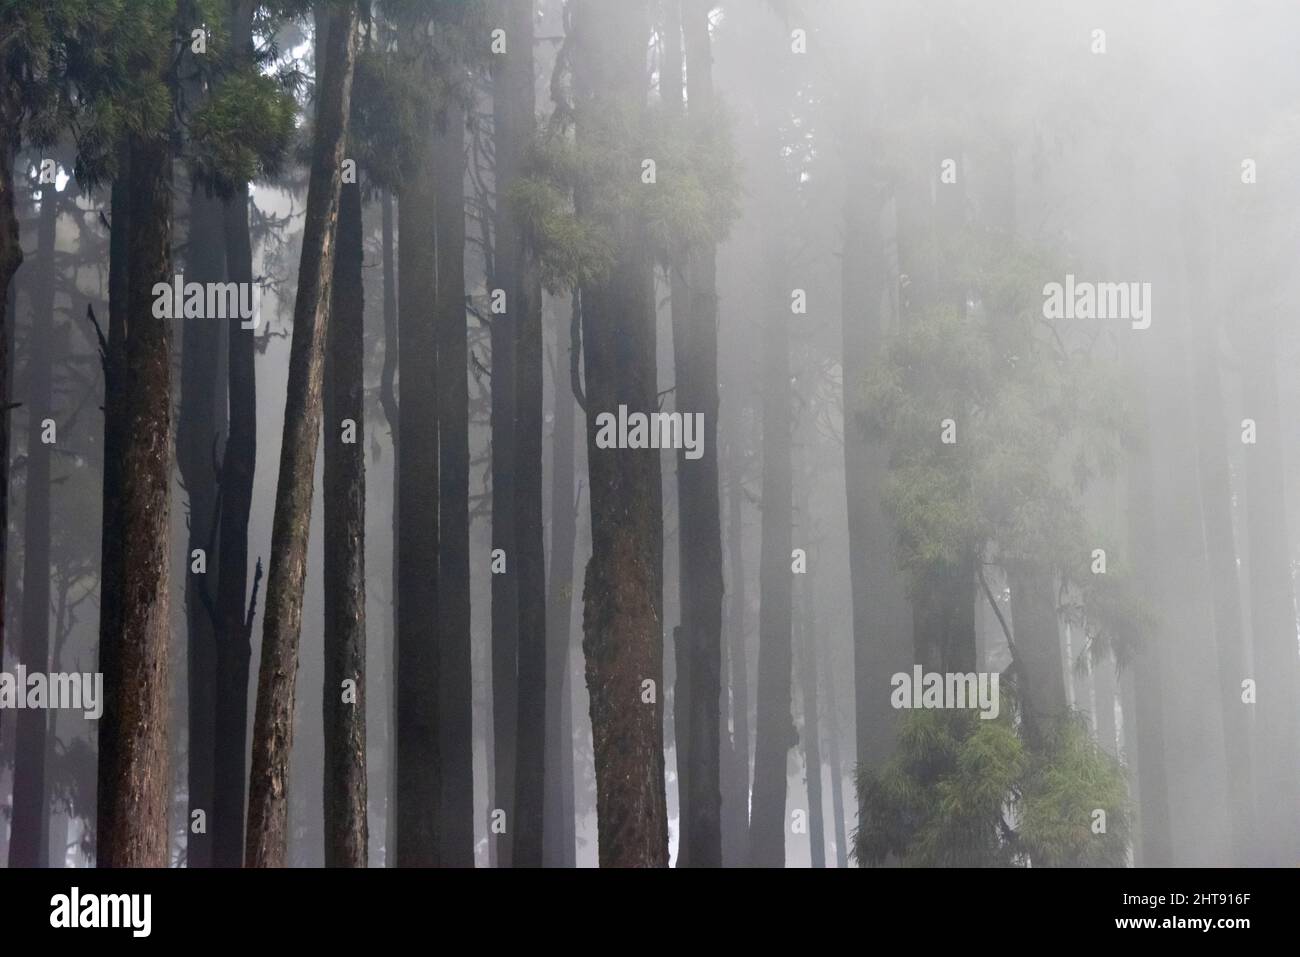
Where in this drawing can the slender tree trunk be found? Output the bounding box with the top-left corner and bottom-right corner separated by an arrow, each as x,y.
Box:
97,125 -> 175,869
178,186 -> 226,870
245,2 -> 358,867
434,101 -> 475,867
322,153 -> 368,868
572,0 -> 669,868
493,0 -> 547,868
379,186 -> 399,865
1240,315 -> 1300,866
544,294 -> 579,868
0,116 -> 20,729
394,40 -> 440,869
819,621 -> 849,868
749,253 -> 795,868
489,10 -> 522,869
674,0 -> 724,869
797,565 -> 825,868
722,450 -> 750,865
10,180 -> 57,868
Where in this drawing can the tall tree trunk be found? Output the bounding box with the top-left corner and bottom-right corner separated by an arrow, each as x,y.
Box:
496,0 -> 546,869
0,115 -> 20,731
1239,314 -> 1300,866
1007,567 -> 1068,746
322,152 -> 368,868
379,186 -> 399,865
1182,216 -> 1255,863
572,0 -> 669,868
212,0 -> 260,870
673,0 -> 724,869
178,186 -> 226,870
435,101 -> 475,867
749,252 -> 795,868
245,2 -> 358,867
394,36 -> 440,870
797,564 -> 825,868
544,296 -> 579,868
818,621 -> 849,868
489,5 -> 522,869
97,125 -> 175,869
10,179 -> 57,868
721,448 -> 750,865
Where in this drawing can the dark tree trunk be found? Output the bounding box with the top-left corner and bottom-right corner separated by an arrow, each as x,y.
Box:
1239,315 -> 1300,866
673,0 -> 724,869
722,456 -> 751,866
1182,218 -> 1255,863
494,0 -> 546,869
749,254 -> 795,869
434,100 -> 474,868
572,0 -> 669,868
840,107 -> 912,822
544,296 -> 579,868
0,119 -> 20,734
489,10 -> 522,869
177,186 -> 226,870
96,127 -> 174,869
797,566 -> 825,868
379,186 -> 399,865
1007,567 -> 1067,746
10,179 -> 57,869
322,157 -> 368,868
394,42 -> 440,869
245,2 -> 358,867
818,620 -> 849,868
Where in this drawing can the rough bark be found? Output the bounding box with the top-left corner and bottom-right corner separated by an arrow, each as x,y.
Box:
434,100 -> 474,867
322,155 -> 367,868
722,455 -> 751,866
379,186 -> 399,865
1007,567 -> 1068,745
394,43 -> 440,869
245,2 -> 358,867
96,127 -> 174,869
10,178 -> 57,869
819,620 -> 849,868
573,0 -> 669,868
748,253 -> 795,869
0,116 -> 20,738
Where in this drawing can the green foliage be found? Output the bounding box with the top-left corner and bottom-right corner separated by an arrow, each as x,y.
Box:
189,67 -> 297,197
853,699 -> 1130,867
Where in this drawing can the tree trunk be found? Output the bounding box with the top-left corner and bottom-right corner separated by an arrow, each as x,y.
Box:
0,115 -> 20,738
245,2 -> 358,867
818,620 -> 849,868
379,186 -> 399,865
722,457 -> 751,866
749,253 -> 795,868
489,6 -> 523,868
178,185 -> 226,870
572,0 -> 669,868
1239,315 -> 1300,866
797,566 -> 825,868
96,126 -> 175,869
394,38 -> 440,869
674,0 -> 724,869
1007,567 -> 1068,746
10,178 -> 57,869
544,295 -> 579,868
322,152 -> 368,868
